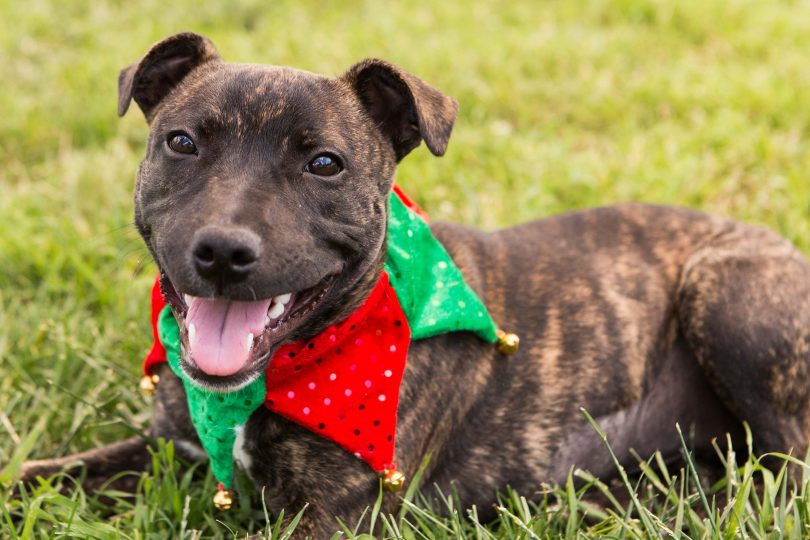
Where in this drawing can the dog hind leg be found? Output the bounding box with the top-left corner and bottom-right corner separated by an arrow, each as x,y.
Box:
550,335 -> 742,484
678,224 -> 810,464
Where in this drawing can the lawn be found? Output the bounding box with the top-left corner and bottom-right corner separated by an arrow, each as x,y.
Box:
2,0 -> 810,537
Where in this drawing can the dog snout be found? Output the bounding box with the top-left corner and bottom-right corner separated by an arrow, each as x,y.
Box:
191,226 -> 260,286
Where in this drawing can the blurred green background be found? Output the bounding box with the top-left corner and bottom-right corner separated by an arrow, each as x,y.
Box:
2,0 -> 810,536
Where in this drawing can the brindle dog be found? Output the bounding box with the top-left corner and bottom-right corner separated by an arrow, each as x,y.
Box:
20,32 -> 810,538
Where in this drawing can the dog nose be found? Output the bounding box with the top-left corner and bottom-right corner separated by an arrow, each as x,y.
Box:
191,226 -> 260,284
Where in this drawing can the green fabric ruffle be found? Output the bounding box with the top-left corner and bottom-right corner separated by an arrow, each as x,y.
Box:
384,193 -> 497,342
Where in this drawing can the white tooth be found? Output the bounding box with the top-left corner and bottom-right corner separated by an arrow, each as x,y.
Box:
184,294 -> 192,306
268,302 -> 285,319
265,315 -> 271,326
188,323 -> 196,344
247,333 -> 254,352
275,293 -> 292,305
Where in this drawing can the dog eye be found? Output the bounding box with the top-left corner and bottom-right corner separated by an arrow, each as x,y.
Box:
167,132 -> 197,155
305,153 -> 343,176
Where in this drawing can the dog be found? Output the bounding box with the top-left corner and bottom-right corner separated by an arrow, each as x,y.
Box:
20,32 -> 810,538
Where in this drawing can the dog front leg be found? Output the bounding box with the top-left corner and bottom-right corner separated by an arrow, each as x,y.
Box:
19,364 -> 200,494
19,436 -> 150,493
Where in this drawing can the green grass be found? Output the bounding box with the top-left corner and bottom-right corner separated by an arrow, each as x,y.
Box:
2,0 -> 810,537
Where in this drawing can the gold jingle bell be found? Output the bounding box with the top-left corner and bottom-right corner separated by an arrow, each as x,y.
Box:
496,329 -> 520,355
213,485 -> 235,511
139,374 -> 160,396
383,469 -> 406,493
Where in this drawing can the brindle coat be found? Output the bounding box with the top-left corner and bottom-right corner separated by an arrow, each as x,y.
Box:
20,33 -> 810,538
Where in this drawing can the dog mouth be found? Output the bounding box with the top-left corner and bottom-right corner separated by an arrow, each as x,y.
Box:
160,273 -> 335,385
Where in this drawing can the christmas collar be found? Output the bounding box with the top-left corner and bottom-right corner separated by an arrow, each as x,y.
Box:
142,187 -> 516,507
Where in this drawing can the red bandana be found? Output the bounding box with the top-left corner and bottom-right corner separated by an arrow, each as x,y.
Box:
144,279 -> 169,375
144,272 -> 411,473
266,271 -> 409,471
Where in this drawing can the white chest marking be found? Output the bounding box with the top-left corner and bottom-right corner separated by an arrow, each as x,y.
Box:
233,425 -> 254,476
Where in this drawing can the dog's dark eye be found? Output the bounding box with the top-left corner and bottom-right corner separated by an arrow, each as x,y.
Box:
167,133 -> 197,155
305,154 -> 343,176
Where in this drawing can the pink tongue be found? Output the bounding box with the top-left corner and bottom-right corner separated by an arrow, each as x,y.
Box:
186,296 -> 273,376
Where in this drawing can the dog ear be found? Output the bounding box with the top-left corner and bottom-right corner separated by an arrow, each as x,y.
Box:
343,59 -> 459,161
118,32 -> 220,121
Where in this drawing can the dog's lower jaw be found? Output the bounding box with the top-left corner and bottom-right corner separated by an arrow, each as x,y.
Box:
166,272 -> 339,388
178,353 -> 269,392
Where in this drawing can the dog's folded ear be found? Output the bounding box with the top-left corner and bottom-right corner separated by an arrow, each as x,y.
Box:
118,32 -> 220,122
343,59 -> 459,161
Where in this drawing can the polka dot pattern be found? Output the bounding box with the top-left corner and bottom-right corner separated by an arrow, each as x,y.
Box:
383,188 -> 499,343
264,271 -> 409,472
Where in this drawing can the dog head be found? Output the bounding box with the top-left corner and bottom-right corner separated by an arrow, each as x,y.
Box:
119,32 -> 457,389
